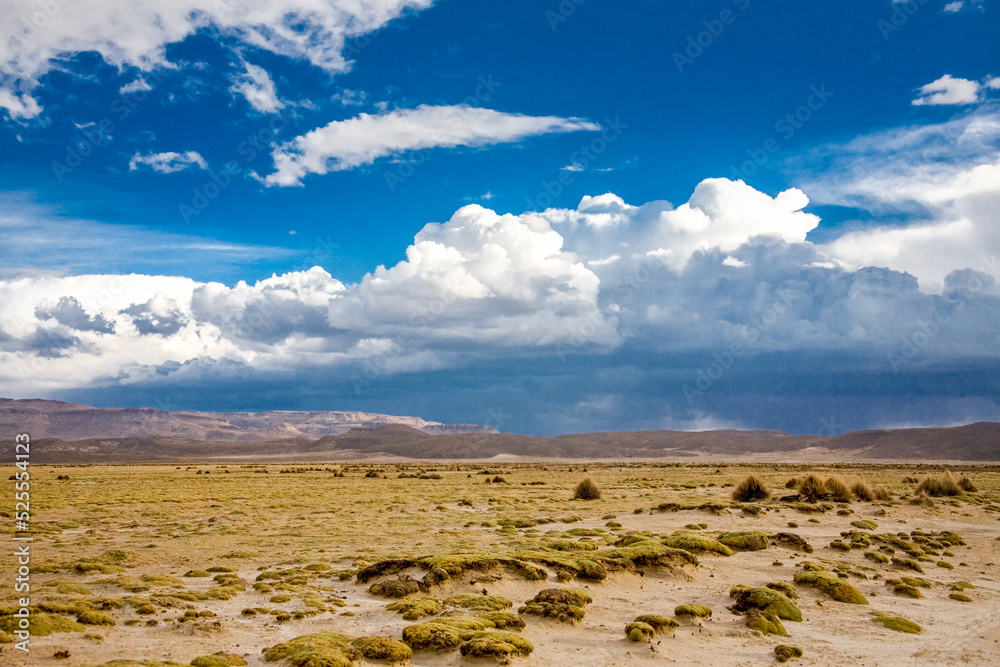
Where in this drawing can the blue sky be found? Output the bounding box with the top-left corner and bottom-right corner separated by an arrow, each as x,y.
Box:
1,0 -> 998,435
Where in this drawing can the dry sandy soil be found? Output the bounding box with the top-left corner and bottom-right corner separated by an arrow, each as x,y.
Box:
2,462 -> 999,666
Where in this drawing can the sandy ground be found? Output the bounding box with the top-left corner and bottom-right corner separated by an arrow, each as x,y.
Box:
3,465 -> 999,666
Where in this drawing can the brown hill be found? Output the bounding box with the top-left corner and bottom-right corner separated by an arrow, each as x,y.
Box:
6,399 -> 998,463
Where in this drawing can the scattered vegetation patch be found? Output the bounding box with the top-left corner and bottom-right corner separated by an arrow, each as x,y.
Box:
949,593 -> 972,602
850,520 -> 878,531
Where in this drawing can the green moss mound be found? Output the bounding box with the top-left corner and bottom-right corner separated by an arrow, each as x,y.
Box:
459,631 -> 534,659
476,611 -> 526,630
892,557 -> 924,574
190,654 -> 247,667
729,586 -> 802,621
794,571 -> 868,604
0,611 -> 84,636
745,608 -> 786,636
949,593 -> 972,602
765,582 -> 799,599
350,636 -> 412,663
625,621 -> 656,641
386,597 -> 443,621
369,576 -> 421,598
403,617 -> 494,651
77,610 -> 116,626
872,613 -> 921,634
851,520 -> 878,530
444,594 -> 512,612
633,614 -> 679,633
717,532 -> 769,552
664,531 -> 733,556
183,570 -> 212,578
263,632 -> 359,667
775,645 -> 803,663
674,604 -> 712,619
519,588 -> 591,623
865,551 -> 890,564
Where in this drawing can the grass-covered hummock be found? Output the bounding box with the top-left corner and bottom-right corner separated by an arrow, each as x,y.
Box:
350,636 -> 413,662
633,614 -> 679,633
717,531 -> 769,551
794,571 -> 868,604
476,611 -> 526,630
190,653 -> 247,667
263,632 -> 359,666
386,597 -> 443,620
368,575 -> 421,598
729,585 -> 802,621
775,645 -> 803,663
403,617 -> 494,651
519,588 -> 592,623
625,621 -> 656,642
663,531 -> 734,556
458,631 -> 534,658
674,604 -> 712,619
744,608 -> 786,636
572,477 -> 601,500
871,612 -> 921,634
444,594 -> 512,612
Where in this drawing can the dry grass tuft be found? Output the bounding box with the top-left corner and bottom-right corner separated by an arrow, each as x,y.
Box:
572,477 -> 601,500
825,476 -> 851,502
732,474 -> 770,502
851,480 -> 874,501
915,470 -> 962,496
797,474 -> 827,502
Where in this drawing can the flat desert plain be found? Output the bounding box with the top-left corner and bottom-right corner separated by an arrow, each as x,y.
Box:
2,462 -> 999,666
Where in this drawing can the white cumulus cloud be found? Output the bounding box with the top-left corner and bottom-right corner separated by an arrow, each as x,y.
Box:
129,151 -> 208,174
231,61 -> 284,114
262,105 -> 601,186
912,74 -> 981,106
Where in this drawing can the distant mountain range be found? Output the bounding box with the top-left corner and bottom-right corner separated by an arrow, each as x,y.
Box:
3,399 -> 998,463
